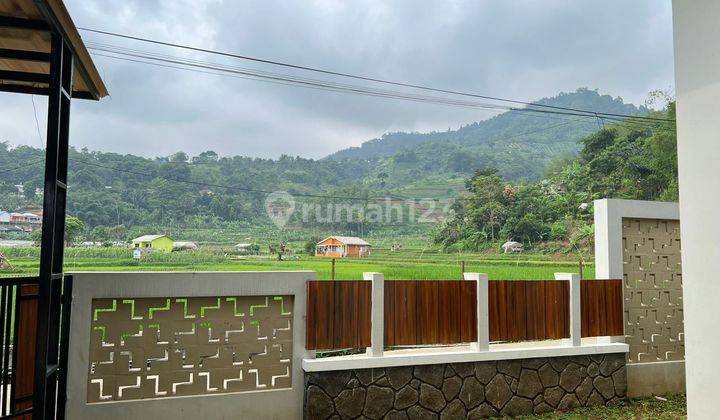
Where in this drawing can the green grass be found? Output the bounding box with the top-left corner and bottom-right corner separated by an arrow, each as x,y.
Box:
524,394 -> 686,419
1,247 -> 593,280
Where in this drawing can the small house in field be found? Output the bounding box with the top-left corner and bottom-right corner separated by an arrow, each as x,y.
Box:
9,213 -> 26,223
316,236 -> 371,258
132,234 -> 174,253
22,212 -> 41,224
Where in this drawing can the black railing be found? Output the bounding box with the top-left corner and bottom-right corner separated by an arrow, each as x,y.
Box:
0,275 -> 72,420
0,276 -> 39,419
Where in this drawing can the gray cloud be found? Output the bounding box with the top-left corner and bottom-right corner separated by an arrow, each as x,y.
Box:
0,0 -> 673,159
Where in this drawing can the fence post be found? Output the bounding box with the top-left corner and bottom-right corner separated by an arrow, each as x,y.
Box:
464,272 -> 489,352
364,272 -> 384,357
555,272 -> 581,347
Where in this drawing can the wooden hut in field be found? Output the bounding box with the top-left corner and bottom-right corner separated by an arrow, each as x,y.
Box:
315,236 -> 371,258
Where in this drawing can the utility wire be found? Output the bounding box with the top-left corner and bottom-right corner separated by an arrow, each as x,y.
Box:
89,51 -> 518,115
30,96 -> 45,150
86,46 -> 529,115
88,45 -> 668,129
78,27 -> 674,124
0,158 -> 44,175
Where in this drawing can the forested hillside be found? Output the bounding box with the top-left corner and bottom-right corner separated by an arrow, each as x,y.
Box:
328,89 -> 646,181
0,146 -> 381,228
0,88 -> 663,248
433,102 -> 677,252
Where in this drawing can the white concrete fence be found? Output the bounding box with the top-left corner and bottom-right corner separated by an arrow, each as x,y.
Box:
356,271 -> 585,358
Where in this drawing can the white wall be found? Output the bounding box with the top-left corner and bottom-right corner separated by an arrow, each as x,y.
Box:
66,271 -> 315,420
673,2 -> 720,417
593,199 -> 679,279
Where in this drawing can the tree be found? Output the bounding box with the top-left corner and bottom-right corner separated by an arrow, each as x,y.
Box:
376,172 -> 388,188
169,151 -> 189,163
192,151 -> 219,164
65,216 -> 85,245
477,201 -> 506,241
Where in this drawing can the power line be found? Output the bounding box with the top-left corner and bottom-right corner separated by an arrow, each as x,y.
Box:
30,96 -> 45,150
0,158 -> 44,175
87,45 -> 670,130
89,50 -> 516,115
78,27 -> 674,124
85,44 -> 532,116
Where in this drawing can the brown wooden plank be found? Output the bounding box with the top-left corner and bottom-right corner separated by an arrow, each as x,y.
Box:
561,280 -> 570,338
544,281 -> 558,339
524,281 -> 546,340
604,280 -> 624,336
384,280 -> 396,346
12,284 -> 38,412
306,281 -> 336,350
592,281 -> 607,336
332,281 -> 350,348
393,281 -> 418,345
580,279 -> 623,337
517,281 -> 529,340
580,280 -> 606,337
580,279 -> 589,336
305,281 -> 317,350
459,281 -> 477,343
416,281 -> 439,344
505,281 -> 520,341
543,281 -> 569,340
437,281 -> 456,344
357,281 -> 372,348
499,280 -> 510,341
318,281 -> 336,350
349,281 -> 360,348
487,281 -> 498,342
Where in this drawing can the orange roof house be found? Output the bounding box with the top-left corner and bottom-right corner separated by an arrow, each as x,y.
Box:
316,236 -> 371,258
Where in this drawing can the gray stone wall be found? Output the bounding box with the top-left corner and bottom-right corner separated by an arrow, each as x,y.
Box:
304,354 -> 626,419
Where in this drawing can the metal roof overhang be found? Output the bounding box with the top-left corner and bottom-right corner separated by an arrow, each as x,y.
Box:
0,0 -> 108,100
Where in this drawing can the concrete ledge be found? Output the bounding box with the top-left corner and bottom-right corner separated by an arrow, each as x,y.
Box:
303,342 -> 629,372
627,360 -> 686,397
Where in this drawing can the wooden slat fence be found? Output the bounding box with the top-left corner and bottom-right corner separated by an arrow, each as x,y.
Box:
580,279 -> 624,337
305,278 -> 624,351
305,281 -> 371,350
489,280 -> 570,342
384,280 -> 477,346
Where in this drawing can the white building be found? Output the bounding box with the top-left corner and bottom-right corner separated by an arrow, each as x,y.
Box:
673,2 -> 720,416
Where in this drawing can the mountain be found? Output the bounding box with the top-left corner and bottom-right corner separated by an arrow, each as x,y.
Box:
326,88 -> 646,170
0,88 -> 648,233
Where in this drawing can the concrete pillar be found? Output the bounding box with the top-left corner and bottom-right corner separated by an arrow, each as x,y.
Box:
363,272 -> 384,357
464,272 -> 489,351
555,273 -> 581,347
673,1 -> 720,416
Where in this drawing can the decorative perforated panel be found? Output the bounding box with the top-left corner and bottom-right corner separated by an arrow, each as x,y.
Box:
622,218 -> 683,363
87,295 -> 293,403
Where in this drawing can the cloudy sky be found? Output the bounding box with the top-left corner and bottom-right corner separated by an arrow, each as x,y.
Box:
0,0 -> 674,159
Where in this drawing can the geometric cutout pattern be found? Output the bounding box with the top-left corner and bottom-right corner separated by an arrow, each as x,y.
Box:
622,218 -> 683,364
87,295 -> 293,403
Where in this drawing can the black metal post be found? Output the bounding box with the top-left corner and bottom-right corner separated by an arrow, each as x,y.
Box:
55,276 -> 73,420
33,30 -> 73,420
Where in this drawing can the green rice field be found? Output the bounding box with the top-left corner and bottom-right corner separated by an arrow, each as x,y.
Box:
0,246 -> 593,280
